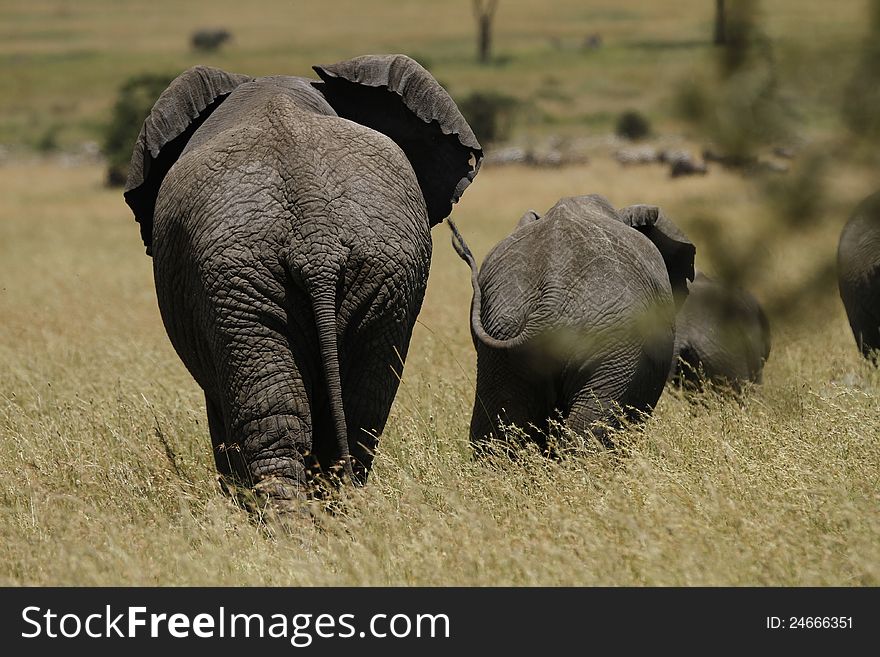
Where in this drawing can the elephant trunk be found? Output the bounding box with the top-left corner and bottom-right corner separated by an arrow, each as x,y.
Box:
311,285 -> 355,483
447,218 -> 530,350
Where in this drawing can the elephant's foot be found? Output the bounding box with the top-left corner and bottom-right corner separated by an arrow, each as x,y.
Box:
218,473 -> 315,530
254,476 -> 320,536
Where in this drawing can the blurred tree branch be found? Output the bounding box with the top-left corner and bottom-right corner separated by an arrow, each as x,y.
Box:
675,1 -> 844,326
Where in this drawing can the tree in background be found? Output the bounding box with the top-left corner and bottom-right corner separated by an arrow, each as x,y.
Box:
714,0 -> 727,45
458,91 -> 518,145
102,73 -> 174,186
678,0 -> 789,164
473,0 -> 499,64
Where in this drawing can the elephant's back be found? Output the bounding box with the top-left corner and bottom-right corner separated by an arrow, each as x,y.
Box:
477,208 -> 672,343
168,78 -> 422,210
181,77 -> 336,156
155,86 -> 429,262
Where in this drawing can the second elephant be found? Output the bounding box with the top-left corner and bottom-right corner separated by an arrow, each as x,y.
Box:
838,190 -> 880,362
669,273 -> 771,392
450,195 -> 695,449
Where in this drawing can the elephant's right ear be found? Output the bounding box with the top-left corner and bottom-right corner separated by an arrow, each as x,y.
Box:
124,66 -> 252,255
516,210 -> 541,230
619,204 -> 696,307
312,54 -> 483,226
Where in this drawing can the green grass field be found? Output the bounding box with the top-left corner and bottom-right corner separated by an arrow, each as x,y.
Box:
0,0 -> 869,147
0,0 -> 878,585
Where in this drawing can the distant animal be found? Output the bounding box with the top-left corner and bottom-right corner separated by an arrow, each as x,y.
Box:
484,146 -> 527,166
838,191 -> 880,362
123,55 -> 482,511
670,273 -> 771,392
667,152 -> 708,178
614,146 -> 658,166
191,28 -> 232,52
582,33 -> 603,50
450,196 -> 695,450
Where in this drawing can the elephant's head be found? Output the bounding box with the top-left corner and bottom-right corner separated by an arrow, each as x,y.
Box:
124,55 -> 483,254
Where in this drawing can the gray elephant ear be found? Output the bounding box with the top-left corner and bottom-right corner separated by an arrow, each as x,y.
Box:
516,209 -> 541,229
312,54 -> 483,226
619,204 -> 696,307
124,66 -> 252,254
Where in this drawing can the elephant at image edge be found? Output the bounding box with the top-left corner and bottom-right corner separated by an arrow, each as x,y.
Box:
838,190 -> 880,362
450,195 -> 695,449
670,272 -> 771,392
123,55 -> 482,504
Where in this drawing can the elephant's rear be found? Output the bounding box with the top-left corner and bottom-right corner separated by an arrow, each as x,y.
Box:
151,93 -> 433,487
122,55 -> 484,510
470,203 -> 676,446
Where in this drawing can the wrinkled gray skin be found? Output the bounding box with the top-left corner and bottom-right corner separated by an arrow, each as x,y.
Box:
123,55 -> 482,505
838,191 -> 880,362
670,272 -> 771,392
450,195 -> 695,449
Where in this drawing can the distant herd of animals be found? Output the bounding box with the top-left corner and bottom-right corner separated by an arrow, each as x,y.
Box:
122,54 -> 879,516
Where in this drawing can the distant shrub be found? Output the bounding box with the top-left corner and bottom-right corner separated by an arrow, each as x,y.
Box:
103,72 -> 175,187
35,125 -> 60,153
458,91 -> 519,145
615,110 -> 651,140
408,53 -> 434,71
191,28 -> 232,52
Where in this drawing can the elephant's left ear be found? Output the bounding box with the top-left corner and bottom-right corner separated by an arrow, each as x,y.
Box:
124,66 -> 253,254
619,204 -> 696,307
312,54 -> 483,226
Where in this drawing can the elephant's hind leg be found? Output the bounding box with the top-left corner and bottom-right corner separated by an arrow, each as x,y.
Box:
566,341 -> 670,447
469,346 -> 551,453
206,393 -> 245,479
565,385 -> 620,448
339,335 -> 406,485
213,323 -> 316,504
848,297 -> 880,360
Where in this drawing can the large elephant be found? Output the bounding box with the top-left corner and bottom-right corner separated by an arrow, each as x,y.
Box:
838,191 -> 880,362
669,272 -> 771,392
123,55 -> 482,506
450,196 -> 695,450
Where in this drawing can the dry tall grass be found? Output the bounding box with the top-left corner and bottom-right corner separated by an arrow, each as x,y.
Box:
1,157 -> 877,585
1,0 -> 878,586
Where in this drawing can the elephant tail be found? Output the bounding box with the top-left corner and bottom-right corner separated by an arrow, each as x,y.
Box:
309,279 -> 355,483
447,218 -> 531,351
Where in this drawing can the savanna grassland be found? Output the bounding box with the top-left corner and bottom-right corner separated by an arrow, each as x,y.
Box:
0,0 -> 878,585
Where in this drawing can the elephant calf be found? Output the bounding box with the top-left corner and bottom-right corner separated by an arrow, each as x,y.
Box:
450,195 -> 695,450
670,273 -> 771,392
123,55 -> 482,509
838,191 -> 880,362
